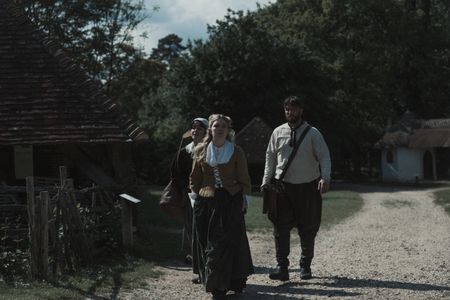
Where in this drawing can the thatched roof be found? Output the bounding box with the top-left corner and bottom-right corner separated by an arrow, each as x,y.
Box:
409,128 -> 450,148
376,111 -> 450,149
235,117 -> 272,164
0,1 -> 148,145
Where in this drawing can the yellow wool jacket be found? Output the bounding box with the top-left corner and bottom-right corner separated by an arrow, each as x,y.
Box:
190,144 -> 252,197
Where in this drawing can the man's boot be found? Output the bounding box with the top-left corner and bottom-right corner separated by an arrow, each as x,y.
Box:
269,266 -> 289,281
299,258 -> 312,280
272,229 -> 290,281
299,266 -> 312,280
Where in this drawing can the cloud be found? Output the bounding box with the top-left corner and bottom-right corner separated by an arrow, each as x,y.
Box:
133,0 -> 272,54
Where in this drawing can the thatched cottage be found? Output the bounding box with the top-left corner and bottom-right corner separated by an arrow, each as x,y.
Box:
376,111 -> 450,182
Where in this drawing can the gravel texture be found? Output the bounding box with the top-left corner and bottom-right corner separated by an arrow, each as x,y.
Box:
122,185 -> 450,299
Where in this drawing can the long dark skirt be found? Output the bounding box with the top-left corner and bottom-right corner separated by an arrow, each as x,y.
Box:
192,188 -> 254,293
181,189 -> 193,255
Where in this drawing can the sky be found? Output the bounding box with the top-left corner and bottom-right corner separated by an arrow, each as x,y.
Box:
133,0 -> 273,54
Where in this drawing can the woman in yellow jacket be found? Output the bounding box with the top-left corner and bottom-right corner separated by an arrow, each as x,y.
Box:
190,114 -> 253,300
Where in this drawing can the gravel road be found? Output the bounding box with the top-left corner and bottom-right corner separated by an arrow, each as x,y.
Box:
122,185 -> 450,299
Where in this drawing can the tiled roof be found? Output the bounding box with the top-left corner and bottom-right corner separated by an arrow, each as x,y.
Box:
0,1 -> 148,145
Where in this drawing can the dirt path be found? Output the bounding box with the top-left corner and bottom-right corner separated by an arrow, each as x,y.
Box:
122,185 -> 450,299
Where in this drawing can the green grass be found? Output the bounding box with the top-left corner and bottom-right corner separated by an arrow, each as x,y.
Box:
0,186 -> 363,299
321,190 -> 364,228
138,188 -> 364,233
245,193 -> 272,231
246,190 -> 364,231
133,185 -> 186,261
433,189 -> 450,217
0,257 -> 157,300
137,185 -> 183,230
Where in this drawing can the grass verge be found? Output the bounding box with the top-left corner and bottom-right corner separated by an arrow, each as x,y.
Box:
245,190 -> 364,231
0,257 -> 158,300
433,189 -> 450,217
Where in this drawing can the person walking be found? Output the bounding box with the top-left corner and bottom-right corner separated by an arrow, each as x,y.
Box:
190,114 -> 254,300
171,117 -> 208,265
262,95 -> 331,281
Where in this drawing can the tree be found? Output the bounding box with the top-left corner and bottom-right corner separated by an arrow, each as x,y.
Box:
255,0 -> 450,176
109,58 -> 166,117
24,0 -> 156,93
150,34 -> 187,64
139,0 -> 450,181
141,10 -> 327,130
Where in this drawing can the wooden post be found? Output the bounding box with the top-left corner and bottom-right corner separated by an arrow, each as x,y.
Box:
121,199 -> 133,249
39,191 -> 49,278
26,176 -> 38,278
119,194 -> 141,250
27,177 -> 49,279
59,191 -> 74,272
53,191 -> 62,275
59,166 -> 67,187
111,144 -> 138,249
65,179 -> 92,266
51,165 -> 68,274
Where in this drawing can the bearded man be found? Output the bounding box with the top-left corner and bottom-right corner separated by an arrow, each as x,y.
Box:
261,95 -> 331,281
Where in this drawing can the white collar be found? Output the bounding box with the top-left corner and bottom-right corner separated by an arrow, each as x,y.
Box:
206,140 -> 234,167
185,142 -> 195,154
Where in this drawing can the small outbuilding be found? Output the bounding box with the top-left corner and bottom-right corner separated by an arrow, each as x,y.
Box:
376,111 -> 450,182
0,1 -> 148,254
235,117 -> 273,187
0,1 -> 147,193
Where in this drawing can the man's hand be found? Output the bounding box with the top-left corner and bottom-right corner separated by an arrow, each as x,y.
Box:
317,179 -> 330,194
242,196 -> 249,213
261,184 -> 269,192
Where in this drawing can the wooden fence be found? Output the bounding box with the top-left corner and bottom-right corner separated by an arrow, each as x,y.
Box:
22,166 -> 139,279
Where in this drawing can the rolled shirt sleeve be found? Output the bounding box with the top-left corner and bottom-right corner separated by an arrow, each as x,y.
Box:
312,130 -> 331,182
262,131 -> 277,186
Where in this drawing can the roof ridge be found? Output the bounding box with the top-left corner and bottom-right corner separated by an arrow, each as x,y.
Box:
235,116 -> 271,139
3,1 -> 148,142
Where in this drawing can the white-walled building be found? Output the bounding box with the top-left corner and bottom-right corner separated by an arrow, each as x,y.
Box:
376,112 -> 450,182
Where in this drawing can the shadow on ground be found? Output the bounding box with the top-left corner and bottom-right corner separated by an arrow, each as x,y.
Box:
243,281 -> 360,299
237,275 -> 450,299
318,276 -> 450,292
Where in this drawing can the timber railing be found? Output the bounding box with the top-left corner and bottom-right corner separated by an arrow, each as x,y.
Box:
0,165 -> 140,280
22,166 -> 139,280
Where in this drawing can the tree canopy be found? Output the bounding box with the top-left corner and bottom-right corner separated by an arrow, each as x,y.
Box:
22,0 -> 450,181
139,0 -> 450,179
24,0 -> 155,92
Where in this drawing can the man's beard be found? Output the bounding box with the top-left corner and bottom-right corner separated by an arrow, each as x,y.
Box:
287,114 -> 301,124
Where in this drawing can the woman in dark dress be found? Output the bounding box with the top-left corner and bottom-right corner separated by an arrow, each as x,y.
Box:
171,118 -> 208,265
190,114 -> 254,300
